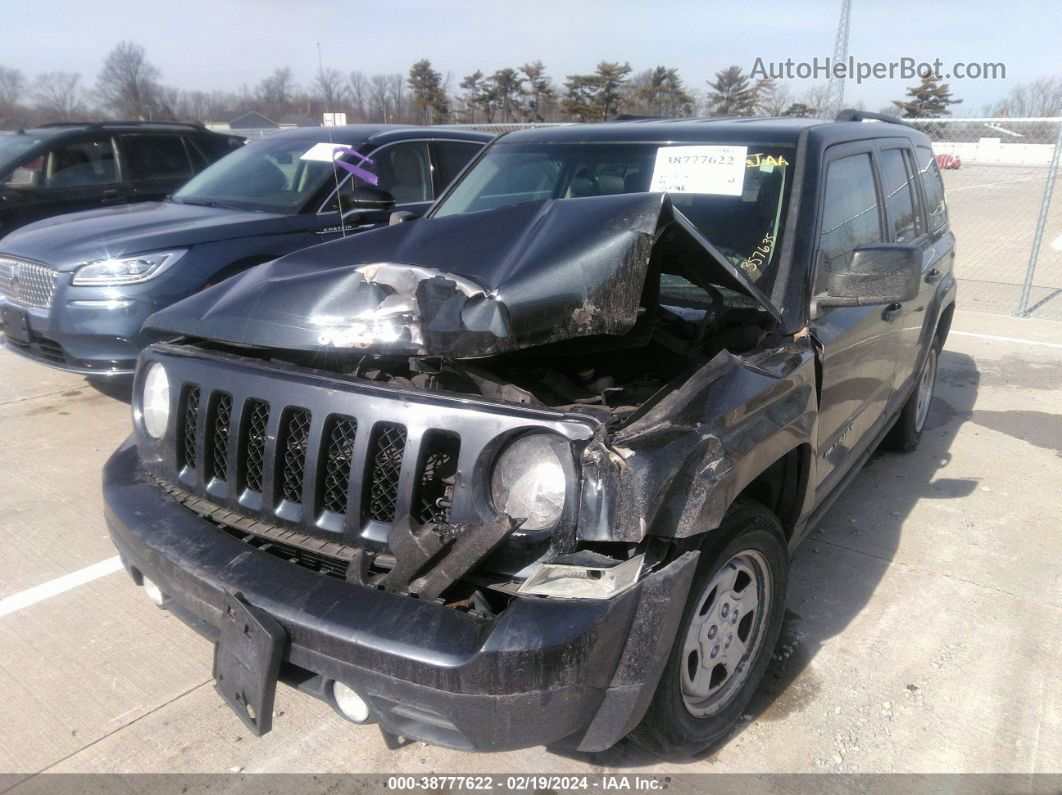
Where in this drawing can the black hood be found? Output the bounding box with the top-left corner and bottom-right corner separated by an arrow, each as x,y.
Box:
145,193 -> 780,359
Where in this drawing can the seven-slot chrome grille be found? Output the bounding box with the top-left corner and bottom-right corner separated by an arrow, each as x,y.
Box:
140,348 -> 598,547
0,256 -> 58,309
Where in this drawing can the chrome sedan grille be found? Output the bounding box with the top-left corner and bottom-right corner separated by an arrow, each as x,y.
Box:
0,257 -> 58,309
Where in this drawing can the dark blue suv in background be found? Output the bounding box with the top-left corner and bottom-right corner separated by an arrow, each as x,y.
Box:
0,121 -> 242,235
0,125 -> 491,375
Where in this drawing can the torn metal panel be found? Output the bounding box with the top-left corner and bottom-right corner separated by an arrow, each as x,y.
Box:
143,193 -> 779,359
577,344 -> 817,542
377,514 -> 518,600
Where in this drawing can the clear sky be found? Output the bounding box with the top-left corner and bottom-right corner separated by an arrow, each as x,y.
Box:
5,0 -> 1060,113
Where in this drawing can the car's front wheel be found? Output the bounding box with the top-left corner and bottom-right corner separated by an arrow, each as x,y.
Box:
628,499 -> 788,758
887,342 -> 940,452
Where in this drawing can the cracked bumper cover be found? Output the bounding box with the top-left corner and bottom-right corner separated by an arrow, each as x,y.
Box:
103,439 -> 698,752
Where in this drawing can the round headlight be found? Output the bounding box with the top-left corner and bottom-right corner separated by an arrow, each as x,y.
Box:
491,434 -> 569,531
141,362 -> 170,439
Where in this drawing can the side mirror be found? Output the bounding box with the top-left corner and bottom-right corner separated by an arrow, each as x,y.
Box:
342,186 -> 395,217
817,243 -> 921,309
389,210 -> 418,226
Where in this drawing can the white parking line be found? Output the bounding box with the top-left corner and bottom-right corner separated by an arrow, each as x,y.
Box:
947,176 -> 1037,193
952,331 -> 1062,350
0,556 -> 124,618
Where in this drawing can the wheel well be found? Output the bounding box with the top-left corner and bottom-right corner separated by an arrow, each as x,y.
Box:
936,303 -> 955,347
735,444 -> 810,540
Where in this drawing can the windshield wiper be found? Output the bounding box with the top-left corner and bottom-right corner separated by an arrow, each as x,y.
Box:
172,197 -> 244,210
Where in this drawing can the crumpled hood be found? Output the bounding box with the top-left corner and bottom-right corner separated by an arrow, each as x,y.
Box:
0,201 -> 291,270
145,192 -> 779,359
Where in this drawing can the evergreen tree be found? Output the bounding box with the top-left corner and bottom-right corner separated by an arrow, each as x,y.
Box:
408,58 -> 449,123
893,75 -> 962,117
521,61 -> 554,121
634,66 -> 694,116
706,66 -> 756,116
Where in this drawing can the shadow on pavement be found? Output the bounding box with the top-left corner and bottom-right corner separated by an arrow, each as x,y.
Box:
553,350 -> 980,767
85,374 -> 134,405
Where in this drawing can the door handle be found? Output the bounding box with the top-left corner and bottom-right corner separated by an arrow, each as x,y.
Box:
101,189 -> 124,205
924,268 -> 942,284
881,303 -> 902,322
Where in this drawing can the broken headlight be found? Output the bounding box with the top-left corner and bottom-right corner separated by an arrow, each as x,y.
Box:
490,433 -> 569,532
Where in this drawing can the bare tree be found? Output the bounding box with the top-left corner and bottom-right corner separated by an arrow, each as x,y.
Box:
32,72 -> 85,122
755,79 -> 792,115
997,77 -> 1062,117
314,67 -> 347,110
96,41 -> 161,119
799,84 -> 831,118
0,66 -> 24,109
256,67 -> 297,117
348,71 -> 369,120
368,73 -> 394,122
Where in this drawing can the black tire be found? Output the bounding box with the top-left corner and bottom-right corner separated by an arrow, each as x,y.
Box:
886,341 -> 941,453
627,499 -> 789,759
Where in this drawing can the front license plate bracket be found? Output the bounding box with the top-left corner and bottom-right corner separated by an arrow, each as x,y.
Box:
212,591 -> 287,736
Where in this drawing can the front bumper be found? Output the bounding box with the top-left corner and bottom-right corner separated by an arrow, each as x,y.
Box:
103,439 -> 698,752
0,293 -> 160,374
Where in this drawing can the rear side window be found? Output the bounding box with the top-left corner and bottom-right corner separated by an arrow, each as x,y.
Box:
121,134 -> 194,182
818,152 -> 883,276
39,137 -> 117,189
878,148 -> 922,243
431,141 -> 482,188
916,146 -> 948,233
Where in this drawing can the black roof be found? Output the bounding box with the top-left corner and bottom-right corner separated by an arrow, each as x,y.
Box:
498,115 -> 930,148
20,120 -> 235,138
265,124 -> 495,147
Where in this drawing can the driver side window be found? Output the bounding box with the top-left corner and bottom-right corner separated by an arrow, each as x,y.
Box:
815,152 -> 883,293
330,142 -> 433,211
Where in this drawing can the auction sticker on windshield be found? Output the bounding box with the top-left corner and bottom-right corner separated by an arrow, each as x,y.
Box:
649,145 -> 747,195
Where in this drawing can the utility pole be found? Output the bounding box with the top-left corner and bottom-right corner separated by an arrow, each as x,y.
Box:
825,0 -> 852,118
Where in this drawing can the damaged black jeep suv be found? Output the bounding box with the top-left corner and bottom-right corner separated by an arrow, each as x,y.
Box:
104,110 -> 956,757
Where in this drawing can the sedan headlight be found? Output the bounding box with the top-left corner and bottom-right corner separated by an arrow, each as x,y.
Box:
490,433 -> 569,531
72,250 -> 186,286
141,362 -> 170,439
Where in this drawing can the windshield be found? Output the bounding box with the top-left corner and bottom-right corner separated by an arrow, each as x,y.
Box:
0,134 -> 46,175
433,141 -> 795,292
173,136 -> 354,213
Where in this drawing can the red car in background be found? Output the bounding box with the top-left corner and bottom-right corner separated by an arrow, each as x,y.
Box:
936,152 -> 962,169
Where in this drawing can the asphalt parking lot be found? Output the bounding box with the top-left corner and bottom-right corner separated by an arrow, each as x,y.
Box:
0,308 -> 1060,783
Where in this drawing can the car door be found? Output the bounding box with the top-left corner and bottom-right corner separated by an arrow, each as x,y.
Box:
0,134 -> 127,228
117,133 -> 197,200
810,143 -> 901,495
316,141 -> 436,240
876,142 -> 939,391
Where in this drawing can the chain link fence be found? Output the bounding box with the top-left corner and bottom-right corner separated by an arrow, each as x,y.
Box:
908,117 -> 1062,320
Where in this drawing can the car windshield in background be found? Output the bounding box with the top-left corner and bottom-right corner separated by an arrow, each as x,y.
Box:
172,136 -> 351,213
433,141 -> 796,292
0,134 -> 46,175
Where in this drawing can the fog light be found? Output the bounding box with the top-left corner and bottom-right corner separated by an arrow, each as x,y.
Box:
142,577 -> 165,607
333,682 -> 370,723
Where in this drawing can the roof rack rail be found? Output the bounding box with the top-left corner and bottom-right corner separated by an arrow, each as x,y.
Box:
608,113 -> 678,122
38,120 -> 208,131
835,109 -> 914,128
